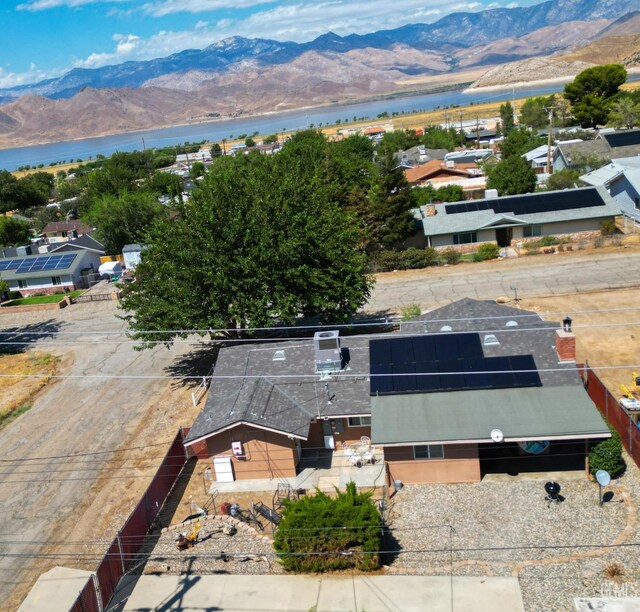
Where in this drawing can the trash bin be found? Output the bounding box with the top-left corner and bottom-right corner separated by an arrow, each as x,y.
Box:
220,501 -> 231,515
394,480 -> 403,492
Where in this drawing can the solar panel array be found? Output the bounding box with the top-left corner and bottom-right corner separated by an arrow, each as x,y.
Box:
444,188 -> 604,216
0,254 -> 77,274
369,333 -> 541,396
603,131 -> 640,148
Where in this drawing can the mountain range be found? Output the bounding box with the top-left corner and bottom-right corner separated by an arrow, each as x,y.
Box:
0,0 -> 638,149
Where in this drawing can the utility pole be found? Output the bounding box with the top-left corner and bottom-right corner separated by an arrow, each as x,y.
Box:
475,114 -> 480,149
546,106 -> 557,175
459,110 -> 464,146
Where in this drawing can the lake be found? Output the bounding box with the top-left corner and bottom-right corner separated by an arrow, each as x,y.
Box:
0,82 -> 598,171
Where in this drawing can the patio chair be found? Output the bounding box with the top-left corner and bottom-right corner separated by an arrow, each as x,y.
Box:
348,453 -> 362,468
362,450 -> 376,465
360,436 -> 371,448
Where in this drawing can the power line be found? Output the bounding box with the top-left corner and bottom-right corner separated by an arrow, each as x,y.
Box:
0,363 -> 636,380
2,305 -> 640,337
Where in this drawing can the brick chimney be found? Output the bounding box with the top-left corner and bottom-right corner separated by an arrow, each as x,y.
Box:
425,203 -> 437,217
555,329 -> 576,362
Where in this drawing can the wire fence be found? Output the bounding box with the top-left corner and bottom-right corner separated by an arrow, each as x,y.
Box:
69,429 -> 187,612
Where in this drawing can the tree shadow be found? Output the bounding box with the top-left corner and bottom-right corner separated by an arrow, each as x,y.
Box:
0,319 -> 64,355
164,344 -> 221,389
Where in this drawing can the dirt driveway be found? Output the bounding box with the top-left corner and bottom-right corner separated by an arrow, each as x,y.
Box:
0,301 -> 208,611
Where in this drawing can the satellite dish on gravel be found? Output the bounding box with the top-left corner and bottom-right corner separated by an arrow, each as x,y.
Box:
596,470 -> 610,487
490,429 -> 504,443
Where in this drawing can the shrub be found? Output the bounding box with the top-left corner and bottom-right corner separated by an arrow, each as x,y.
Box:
600,219 -> 617,236
540,235 -> 558,246
274,482 -> 382,572
589,428 -> 625,478
475,243 -> 501,261
8,291 -> 21,300
594,235 -> 605,248
441,247 -> 461,265
374,248 -> 439,272
401,303 -> 422,320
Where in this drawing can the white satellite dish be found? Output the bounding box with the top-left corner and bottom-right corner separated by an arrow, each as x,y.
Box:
490,428 -> 504,443
596,470 -> 611,487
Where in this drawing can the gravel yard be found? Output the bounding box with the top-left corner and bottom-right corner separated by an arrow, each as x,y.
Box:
385,464 -> 640,612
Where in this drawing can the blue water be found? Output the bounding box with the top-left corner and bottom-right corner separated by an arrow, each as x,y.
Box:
0,82 -> 603,171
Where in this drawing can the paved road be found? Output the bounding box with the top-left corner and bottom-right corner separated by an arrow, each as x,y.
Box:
367,251 -> 640,314
0,301 -> 191,610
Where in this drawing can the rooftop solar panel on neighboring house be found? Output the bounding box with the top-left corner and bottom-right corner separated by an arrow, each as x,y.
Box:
14,254 -> 77,274
604,131 -> 640,148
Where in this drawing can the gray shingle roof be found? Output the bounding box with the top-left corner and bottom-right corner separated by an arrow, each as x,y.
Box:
184,337 -> 372,444
418,186 -> 619,237
185,298 -> 601,447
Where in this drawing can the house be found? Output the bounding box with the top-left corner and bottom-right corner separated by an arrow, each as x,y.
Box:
580,157 -> 640,223
444,149 -> 495,165
414,186 -> 619,249
41,220 -> 92,244
404,159 -> 477,187
554,130 -> 640,172
183,299 -> 609,486
522,144 -> 555,175
394,145 -> 448,169
0,247 -> 102,296
49,234 -> 106,256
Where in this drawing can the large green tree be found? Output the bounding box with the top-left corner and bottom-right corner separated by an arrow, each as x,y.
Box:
608,97 -> 640,129
519,96 -> 551,128
365,145 -> 416,251
85,191 -> 166,255
120,137 -> 373,345
500,127 -> 546,159
486,155 -> 537,196
0,216 -> 32,247
564,64 -> 627,128
499,101 -> 515,135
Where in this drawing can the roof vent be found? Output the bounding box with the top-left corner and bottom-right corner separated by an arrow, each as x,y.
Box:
313,330 -> 342,375
272,350 -> 286,361
484,334 -> 500,346
505,320 -> 518,328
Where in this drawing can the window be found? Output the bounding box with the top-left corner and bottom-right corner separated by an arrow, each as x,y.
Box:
414,445 -> 444,460
348,416 -> 371,427
453,232 -> 477,245
523,225 -> 542,238
17,279 -> 27,289
51,276 -> 62,286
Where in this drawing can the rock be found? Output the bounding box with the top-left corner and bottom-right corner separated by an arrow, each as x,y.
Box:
223,524 -> 237,536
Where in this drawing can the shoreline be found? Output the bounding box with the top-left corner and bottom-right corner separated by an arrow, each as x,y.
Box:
0,81 -> 476,152
464,67 -> 640,94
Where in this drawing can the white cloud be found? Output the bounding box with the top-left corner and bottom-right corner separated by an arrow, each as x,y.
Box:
141,0 -> 275,18
17,0 -> 129,11
0,65 -> 61,88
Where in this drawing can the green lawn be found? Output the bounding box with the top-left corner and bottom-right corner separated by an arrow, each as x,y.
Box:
1,290 -> 84,307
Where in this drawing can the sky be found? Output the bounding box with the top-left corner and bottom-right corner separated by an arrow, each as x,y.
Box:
0,0 -> 540,88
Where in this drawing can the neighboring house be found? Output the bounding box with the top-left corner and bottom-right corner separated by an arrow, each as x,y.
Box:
41,221 -> 92,244
554,130 -> 640,172
122,243 -> 144,270
394,145 -> 448,169
522,144 -> 555,175
183,299 -> 609,486
404,159 -> 477,187
580,156 -> 640,223
49,234 -> 106,256
414,186 -> 619,248
0,248 -> 102,296
444,149 -> 495,165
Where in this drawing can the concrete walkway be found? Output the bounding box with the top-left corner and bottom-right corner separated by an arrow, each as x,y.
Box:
117,574 -> 524,611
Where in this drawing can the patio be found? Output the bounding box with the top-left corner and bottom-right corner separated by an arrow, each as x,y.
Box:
208,445 -> 385,495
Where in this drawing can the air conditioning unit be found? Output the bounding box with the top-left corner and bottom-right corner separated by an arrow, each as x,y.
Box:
314,330 -> 342,375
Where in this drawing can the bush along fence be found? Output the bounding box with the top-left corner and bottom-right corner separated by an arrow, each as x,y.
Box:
582,364 -> 640,470
69,429 -> 187,612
